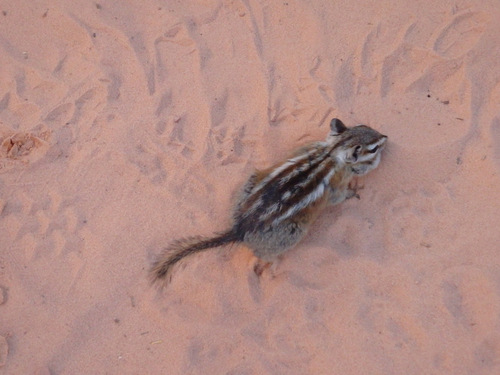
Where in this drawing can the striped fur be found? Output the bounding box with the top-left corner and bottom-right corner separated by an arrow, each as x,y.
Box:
234,136 -> 364,230
150,118 -> 387,285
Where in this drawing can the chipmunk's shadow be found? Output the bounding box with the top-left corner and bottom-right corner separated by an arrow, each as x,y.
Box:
310,205 -> 388,262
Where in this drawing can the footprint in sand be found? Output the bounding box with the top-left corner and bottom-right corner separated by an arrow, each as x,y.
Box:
127,143 -> 167,185
433,12 -> 488,59
378,11 -> 487,97
0,335 -> 7,368
440,266 -> 500,337
474,336 -> 500,370
0,285 -> 7,369
490,116 -> 500,172
44,102 -> 73,123
2,188 -> 86,263
385,183 -> 459,253
0,286 -> 7,305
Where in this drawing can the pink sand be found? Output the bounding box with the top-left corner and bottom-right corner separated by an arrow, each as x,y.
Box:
1,0 -> 500,374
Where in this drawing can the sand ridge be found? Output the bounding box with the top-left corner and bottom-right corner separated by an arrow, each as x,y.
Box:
1,0 -> 500,374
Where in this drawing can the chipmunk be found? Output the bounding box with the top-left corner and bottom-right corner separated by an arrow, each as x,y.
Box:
150,118 -> 387,285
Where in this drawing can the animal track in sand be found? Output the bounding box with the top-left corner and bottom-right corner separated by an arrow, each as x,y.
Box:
440,266 -> 500,337
0,286 -> 6,369
358,18 -> 473,147
327,213 -> 386,262
433,12 -> 487,59
154,22 -> 201,88
127,143 -> 167,185
44,102 -> 73,123
490,116 -> 500,172
377,11 -> 487,97
2,190 -> 85,262
0,286 -> 7,305
474,336 -> 500,370
0,335 -> 7,368
384,183 -> 459,254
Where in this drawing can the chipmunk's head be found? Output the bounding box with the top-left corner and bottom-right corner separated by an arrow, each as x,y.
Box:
328,118 -> 387,175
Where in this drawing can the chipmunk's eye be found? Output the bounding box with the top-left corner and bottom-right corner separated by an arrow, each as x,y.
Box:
367,145 -> 379,153
353,145 -> 361,159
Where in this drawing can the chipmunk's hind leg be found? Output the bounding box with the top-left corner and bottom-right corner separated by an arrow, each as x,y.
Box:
245,220 -> 306,262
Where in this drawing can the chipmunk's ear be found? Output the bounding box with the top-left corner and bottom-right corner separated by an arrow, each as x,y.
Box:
330,118 -> 347,135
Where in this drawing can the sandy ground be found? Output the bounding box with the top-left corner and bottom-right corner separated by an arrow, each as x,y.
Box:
1,0 -> 500,374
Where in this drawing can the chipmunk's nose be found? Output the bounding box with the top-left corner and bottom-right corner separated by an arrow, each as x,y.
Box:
378,135 -> 388,150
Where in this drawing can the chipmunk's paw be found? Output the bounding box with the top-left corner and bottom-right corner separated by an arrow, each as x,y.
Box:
253,259 -> 272,277
347,178 -> 364,199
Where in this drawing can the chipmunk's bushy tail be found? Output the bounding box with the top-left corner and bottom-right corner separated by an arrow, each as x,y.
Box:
150,230 -> 240,285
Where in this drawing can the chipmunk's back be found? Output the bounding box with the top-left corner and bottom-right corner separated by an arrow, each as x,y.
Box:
150,118 -> 387,284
